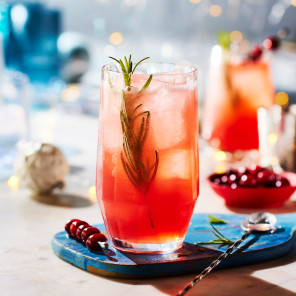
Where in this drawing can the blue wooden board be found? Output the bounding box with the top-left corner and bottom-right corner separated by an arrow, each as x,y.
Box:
51,213 -> 296,278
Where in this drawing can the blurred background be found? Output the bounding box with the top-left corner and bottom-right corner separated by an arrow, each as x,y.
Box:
3,0 -> 296,100
2,0 -> 296,194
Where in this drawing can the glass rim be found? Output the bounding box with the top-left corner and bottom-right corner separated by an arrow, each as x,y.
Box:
102,61 -> 197,76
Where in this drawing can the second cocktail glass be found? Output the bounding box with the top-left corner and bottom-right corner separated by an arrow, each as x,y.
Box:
96,58 -> 199,253
202,51 -> 275,152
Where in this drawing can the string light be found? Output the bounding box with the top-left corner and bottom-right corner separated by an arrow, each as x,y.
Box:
209,5 -> 222,17
109,32 -> 124,45
275,91 -> 289,106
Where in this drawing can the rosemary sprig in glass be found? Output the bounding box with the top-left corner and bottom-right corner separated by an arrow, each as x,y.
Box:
109,55 -> 158,227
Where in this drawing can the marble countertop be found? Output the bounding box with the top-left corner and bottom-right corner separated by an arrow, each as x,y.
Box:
2,110 -> 296,296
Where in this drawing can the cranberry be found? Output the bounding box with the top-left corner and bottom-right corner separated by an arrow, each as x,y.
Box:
220,175 -> 228,185
230,183 -> 238,189
227,173 -> 238,185
249,165 -> 264,175
237,167 -> 250,176
226,169 -> 237,176
249,45 -> 263,61
256,171 -> 271,184
263,173 -> 277,187
263,35 -> 280,50
239,174 -> 257,187
65,219 -> 81,237
209,174 -> 223,184
86,233 -> 108,252
275,176 -> 290,187
70,220 -> 88,238
76,223 -> 90,242
81,226 -> 101,243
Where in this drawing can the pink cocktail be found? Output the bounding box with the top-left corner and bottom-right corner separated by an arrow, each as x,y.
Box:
203,56 -> 275,152
96,60 -> 199,253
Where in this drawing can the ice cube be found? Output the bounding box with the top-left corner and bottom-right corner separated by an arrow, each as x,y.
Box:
157,149 -> 192,180
148,108 -> 187,150
153,72 -> 187,85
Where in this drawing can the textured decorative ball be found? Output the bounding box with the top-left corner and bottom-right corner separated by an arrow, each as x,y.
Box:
15,142 -> 69,193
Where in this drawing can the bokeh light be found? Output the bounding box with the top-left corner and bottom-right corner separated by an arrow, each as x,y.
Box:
275,91 -> 289,106
291,0 -> 296,7
61,85 -> 80,102
230,31 -> 243,43
268,133 -> 278,144
215,164 -> 226,174
7,176 -> 19,191
89,185 -> 97,201
214,151 -> 227,161
109,32 -> 124,45
190,0 -> 201,3
209,5 -> 222,17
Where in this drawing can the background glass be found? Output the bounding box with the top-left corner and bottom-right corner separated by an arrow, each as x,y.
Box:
202,51 -> 275,152
0,70 -> 30,180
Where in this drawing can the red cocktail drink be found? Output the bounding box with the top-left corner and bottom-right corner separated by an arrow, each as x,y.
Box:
97,60 -> 199,253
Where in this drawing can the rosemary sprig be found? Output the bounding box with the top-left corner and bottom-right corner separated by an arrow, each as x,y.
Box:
109,55 -> 158,228
208,214 -> 228,224
109,55 -> 152,92
195,216 -> 234,246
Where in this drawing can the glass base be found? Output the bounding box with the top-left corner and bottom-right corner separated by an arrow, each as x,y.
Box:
111,238 -> 183,254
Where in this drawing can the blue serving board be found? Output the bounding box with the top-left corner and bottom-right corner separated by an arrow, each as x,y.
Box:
52,213 -> 296,278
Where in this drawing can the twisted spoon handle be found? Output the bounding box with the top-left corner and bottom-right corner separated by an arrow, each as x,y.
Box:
176,231 -> 250,296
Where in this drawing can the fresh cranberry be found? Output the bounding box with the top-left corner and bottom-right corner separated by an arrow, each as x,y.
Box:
263,173 -> 277,187
226,169 -> 237,176
239,174 -> 257,187
227,173 -> 238,185
230,183 -> 238,189
76,223 -> 90,242
81,226 -> 101,243
65,219 -> 81,237
237,167 -> 250,176
209,174 -> 223,184
256,171 -> 271,184
275,176 -> 290,187
86,233 -> 108,251
263,35 -> 280,50
249,165 -> 264,175
70,220 -> 88,238
220,175 -> 228,185
249,45 -> 263,61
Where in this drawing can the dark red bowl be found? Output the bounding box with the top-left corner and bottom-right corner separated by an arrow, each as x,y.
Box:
207,171 -> 296,208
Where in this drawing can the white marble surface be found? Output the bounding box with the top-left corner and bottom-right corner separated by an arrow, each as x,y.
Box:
1,110 -> 296,296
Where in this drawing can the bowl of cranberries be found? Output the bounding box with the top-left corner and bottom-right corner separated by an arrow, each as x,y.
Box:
207,166 -> 296,208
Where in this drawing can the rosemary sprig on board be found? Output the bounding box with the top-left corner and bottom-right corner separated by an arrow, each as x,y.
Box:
195,215 -> 234,246
110,56 -> 158,227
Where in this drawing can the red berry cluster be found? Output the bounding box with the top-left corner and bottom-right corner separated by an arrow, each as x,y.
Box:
209,166 -> 290,189
248,35 -> 280,61
65,219 -> 107,252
